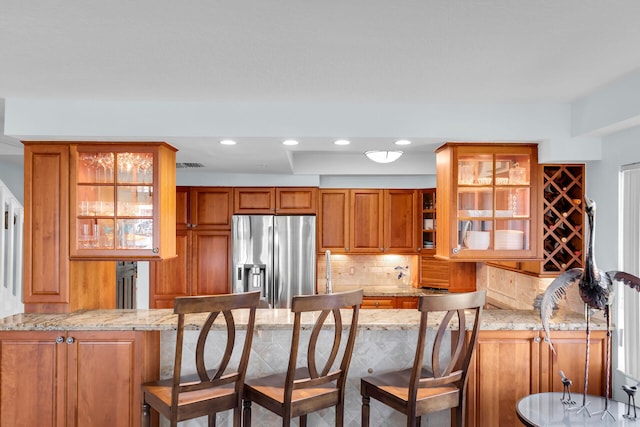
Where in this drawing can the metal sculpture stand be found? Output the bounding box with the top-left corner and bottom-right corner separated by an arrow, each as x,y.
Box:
622,383 -> 638,421
559,370 -> 575,405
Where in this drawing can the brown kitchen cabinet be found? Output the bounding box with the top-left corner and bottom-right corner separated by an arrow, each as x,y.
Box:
69,142 -> 177,260
419,255 -> 476,292
0,330 -> 159,427
361,296 -> 396,309
465,329 -> 606,427
318,189 -> 350,253
417,188 -> 476,292
361,296 -> 420,309
419,189 -> 436,253
435,142 -> 541,261
384,189 -> 419,253
233,187 -> 317,214
519,164 -> 585,276
23,142 -> 117,313
150,187 -> 232,307
318,189 -> 417,254
395,296 -> 419,309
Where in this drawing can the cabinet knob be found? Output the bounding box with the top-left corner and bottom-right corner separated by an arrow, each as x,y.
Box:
152,247 -> 159,254
375,301 -> 380,307
55,336 -> 64,344
66,337 -> 75,344
533,336 -> 541,343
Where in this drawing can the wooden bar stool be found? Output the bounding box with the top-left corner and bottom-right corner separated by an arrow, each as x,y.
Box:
361,290 -> 486,427
142,291 -> 260,427
242,289 -> 363,427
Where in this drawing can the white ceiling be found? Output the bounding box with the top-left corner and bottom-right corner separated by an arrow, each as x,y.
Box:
2,0 -> 640,174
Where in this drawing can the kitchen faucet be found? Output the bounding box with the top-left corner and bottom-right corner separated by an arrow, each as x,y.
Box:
325,250 -> 332,294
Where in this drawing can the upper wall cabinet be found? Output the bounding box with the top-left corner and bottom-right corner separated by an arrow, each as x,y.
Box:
69,142 -> 177,260
435,142 -> 541,261
317,189 -> 418,254
233,187 -> 317,214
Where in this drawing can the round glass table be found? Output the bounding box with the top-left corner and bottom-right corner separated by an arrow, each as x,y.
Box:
517,392 -> 638,426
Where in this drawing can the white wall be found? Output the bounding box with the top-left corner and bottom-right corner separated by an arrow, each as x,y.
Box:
584,125 -> 640,402
0,159 -> 23,205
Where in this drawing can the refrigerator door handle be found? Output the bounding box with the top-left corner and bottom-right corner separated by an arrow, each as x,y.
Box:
272,221 -> 279,308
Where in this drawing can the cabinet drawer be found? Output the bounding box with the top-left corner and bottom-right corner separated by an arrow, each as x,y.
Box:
361,297 -> 395,309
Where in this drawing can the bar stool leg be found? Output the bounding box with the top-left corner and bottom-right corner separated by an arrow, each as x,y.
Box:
362,395 -> 370,426
243,400 -> 252,426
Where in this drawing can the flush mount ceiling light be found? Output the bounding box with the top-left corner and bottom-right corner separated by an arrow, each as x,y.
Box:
334,139 -> 351,146
282,139 -> 299,146
219,139 -> 237,145
364,150 -> 404,163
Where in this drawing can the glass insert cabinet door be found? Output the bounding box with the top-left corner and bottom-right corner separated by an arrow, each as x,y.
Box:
436,143 -> 541,261
69,143 -> 176,259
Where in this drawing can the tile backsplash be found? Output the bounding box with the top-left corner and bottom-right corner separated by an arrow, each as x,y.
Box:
317,254 -> 419,289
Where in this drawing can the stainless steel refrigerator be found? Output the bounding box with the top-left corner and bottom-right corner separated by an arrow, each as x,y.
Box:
232,215 -> 316,308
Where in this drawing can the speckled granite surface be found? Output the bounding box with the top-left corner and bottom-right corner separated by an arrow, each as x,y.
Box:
0,306 -> 604,332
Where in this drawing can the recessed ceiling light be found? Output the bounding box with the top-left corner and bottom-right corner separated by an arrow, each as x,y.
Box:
282,139 -> 299,146
219,139 -> 236,145
334,139 -> 350,146
395,139 -> 412,146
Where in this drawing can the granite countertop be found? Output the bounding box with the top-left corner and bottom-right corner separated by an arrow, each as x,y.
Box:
0,307 -> 605,332
326,284 -> 442,297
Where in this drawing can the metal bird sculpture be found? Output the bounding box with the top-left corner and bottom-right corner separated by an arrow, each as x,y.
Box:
540,196 -> 640,420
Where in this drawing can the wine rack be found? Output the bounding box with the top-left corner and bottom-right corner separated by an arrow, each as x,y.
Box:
490,164 -> 584,276
538,164 -> 585,274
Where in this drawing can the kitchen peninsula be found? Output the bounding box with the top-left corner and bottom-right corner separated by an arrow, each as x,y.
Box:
0,306 -> 607,427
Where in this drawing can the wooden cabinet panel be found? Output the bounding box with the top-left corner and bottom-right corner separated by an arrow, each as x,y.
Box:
396,296 -> 419,309
361,296 -> 396,309
467,330 -> 541,427
233,187 -> 276,213
318,188 -> 418,254
0,331 -> 66,427
191,230 -> 231,295
23,143 -> 117,313
69,142 -> 177,260
0,330 -> 159,427
23,144 -> 69,306
151,188 -> 232,307
540,331 -> 606,396
234,187 -> 317,214
150,230 -> 189,307
351,189 -> 384,252
435,142 -> 541,261
419,255 -> 476,292
175,186 -> 189,229
275,187 -> 317,214
190,187 -> 232,229
466,330 -> 607,427
318,189 -> 350,253
384,189 -> 418,253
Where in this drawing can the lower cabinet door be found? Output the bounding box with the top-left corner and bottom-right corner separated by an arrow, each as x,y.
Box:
68,331 -> 139,427
466,330 -> 541,427
540,330 -> 607,396
0,331 -> 66,427
0,330 -> 159,427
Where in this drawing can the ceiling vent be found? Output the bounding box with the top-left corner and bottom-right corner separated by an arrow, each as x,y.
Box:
176,162 -> 205,169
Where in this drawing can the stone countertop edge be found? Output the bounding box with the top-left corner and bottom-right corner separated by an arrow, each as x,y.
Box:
0,308 -> 605,332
